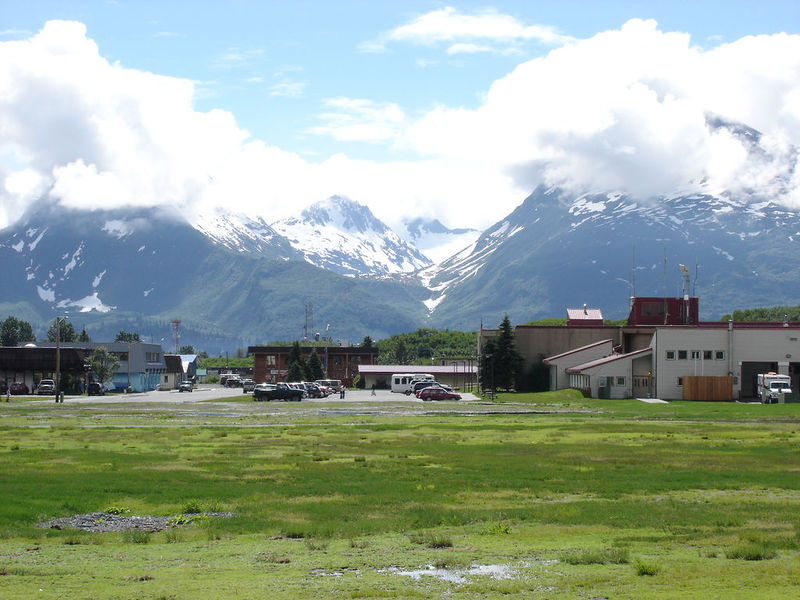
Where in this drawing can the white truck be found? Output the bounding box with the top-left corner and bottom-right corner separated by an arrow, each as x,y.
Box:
757,372 -> 792,404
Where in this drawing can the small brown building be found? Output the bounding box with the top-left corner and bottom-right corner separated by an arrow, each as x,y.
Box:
248,345 -> 379,386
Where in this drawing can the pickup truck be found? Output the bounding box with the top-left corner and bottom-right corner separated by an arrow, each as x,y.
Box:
253,382 -> 303,402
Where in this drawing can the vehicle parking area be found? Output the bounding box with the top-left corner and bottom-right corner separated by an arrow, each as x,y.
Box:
30,386 -> 480,405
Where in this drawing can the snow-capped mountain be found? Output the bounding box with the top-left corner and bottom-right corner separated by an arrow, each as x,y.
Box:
190,210 -> 298,258
419,116 -> 800,329
271,196 -> 432,276
398,217 -> 479,264
0,199 -> 429,345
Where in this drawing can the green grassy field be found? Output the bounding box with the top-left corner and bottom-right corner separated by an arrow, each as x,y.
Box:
1,391 -> 799,598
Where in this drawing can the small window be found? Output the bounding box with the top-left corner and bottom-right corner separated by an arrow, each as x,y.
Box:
715,351 -> 725,360
691,350 -> 700,360
677,377 -> 683,386
266,355 -> 277,366
678,350 -> 688,360
616,376 -> 625,386
703,350 -> 713,360
665,350 -> 675,360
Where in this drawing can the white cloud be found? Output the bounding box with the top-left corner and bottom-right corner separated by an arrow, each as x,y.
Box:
404,19 -> 800,203
2,17 -> 800,240
309,98 -> 407,143
269,80 -> 305,98
364,6 -> 574,53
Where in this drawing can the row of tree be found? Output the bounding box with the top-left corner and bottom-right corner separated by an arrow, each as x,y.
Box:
286,341 -> 325,382
376,328 -> 477,365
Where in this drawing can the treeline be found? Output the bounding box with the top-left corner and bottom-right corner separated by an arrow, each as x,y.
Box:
377,328 -> 477,364
721,306 -> 800,322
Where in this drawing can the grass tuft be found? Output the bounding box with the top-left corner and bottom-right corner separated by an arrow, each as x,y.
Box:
409,532 -> 453,548
725,544 -> 776,561
561,547 -> 629,565
634,558 -> 661,576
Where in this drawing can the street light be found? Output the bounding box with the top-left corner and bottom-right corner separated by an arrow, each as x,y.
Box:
55,316 -> 67,403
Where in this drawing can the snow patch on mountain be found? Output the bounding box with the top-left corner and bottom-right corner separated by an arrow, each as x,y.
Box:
191,210 -> 296,258
272,196 -> 431,276
57,292 -> 115,313
37,285 -> 55,302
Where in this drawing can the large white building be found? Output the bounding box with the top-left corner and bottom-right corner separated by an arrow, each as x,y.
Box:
481,297 -> 800,401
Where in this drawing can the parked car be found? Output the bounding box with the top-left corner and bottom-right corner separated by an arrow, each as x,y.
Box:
407,380 -> 438,396
224,375 -> 243,388
299,382 -> 324,398
315,379 -> 342,393
287,382 -> 309,398
419,387 -> 461,401
87,382 -> 105,396
36,379 -> 55,395
415,382 -> 453,398
241,379 -> 256,393
178,381 -> 193,392
9,381 -> 29,395
253,382 -> 303,402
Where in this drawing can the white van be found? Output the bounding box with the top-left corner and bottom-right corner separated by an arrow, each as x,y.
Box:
391,373 -> 434,394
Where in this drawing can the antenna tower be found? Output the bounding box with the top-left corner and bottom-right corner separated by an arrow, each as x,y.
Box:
171,319 -> 181,354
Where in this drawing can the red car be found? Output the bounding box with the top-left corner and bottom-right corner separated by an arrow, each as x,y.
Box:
9,382 -> 29,395
419,387 -> 461,401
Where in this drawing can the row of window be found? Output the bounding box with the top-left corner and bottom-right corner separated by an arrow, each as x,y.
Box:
665,350 -> 725,361
263,355 -> 362,366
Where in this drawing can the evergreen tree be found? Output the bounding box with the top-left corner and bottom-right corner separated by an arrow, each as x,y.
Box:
308,349 -> 325,380
287,341 -> 309,380
479,337 -> 497,393
286,361 -> 306,382
492,315 -> 523,391
78,327 -> 91,343
1,316 -> 35,346
179,345 -> 195,354
47,319 -> 78,342
362,335 -> 374,349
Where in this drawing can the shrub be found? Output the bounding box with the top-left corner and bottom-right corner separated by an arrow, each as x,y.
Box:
634,558 -> 660,576
182,499 -> 203,514
121,530 -> 150,544
409,532 -> 453,548
725,544 -> 776,561
561,547 -> 629,565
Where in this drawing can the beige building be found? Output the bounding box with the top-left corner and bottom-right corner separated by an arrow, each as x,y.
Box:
481,297 -> 800,401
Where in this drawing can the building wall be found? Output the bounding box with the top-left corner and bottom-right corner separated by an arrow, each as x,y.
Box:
512,326 -> 624,371
546,340 -> 614,391
250,346 -> 379,386
651,327 -> 800,400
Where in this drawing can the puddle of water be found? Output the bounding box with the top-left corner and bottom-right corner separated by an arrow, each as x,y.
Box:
386,563 -> 515,584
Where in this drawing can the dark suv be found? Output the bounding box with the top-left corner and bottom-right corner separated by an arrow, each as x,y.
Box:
87,382 -> 105,396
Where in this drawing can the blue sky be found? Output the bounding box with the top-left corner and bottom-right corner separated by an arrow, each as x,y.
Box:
2,1 -> 800,231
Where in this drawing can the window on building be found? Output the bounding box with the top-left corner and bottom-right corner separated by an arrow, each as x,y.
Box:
691,350 -> 700,359
703,350 -> 713,360
678,350 -> 688,360
642,302 -> 665,317
715,351 -> 725,360
677,377 -> 683,386
163,375 -> 168,382
616,376 -> 625,386
665,350 -> 675,360
266,355 -> 276,366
